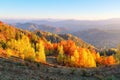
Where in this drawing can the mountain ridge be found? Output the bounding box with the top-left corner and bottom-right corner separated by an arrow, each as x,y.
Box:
73,29 -> 120,48
3,18 -> 120,33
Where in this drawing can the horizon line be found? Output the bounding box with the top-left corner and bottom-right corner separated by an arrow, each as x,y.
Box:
0,17 -> 120,21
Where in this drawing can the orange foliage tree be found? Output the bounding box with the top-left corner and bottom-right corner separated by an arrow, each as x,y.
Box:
57,40 -> 116,67
97,56 -> 115,66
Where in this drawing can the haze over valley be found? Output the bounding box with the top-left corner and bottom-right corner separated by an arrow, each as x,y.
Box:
2,18 -> 120,48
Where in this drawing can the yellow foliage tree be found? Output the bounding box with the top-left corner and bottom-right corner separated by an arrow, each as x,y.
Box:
6,48 -> 12,57
35,41 -> 46,63
71,50 -> 79,66
23,46 -> 35,61
57,45 -> 64,63
7,35 -> 36,61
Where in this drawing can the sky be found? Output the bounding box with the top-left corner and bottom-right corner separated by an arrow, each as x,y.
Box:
0,0 -> 120,20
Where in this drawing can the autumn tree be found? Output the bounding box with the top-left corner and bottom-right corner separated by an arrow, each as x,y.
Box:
35,40 -> 46,63
57,45 -> 65,63
57,40 -> 97,67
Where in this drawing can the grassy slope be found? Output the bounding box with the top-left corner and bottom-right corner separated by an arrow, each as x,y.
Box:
0,57 -> 120,80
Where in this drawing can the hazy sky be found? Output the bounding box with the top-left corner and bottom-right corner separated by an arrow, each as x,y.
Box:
0,0 -> 120,20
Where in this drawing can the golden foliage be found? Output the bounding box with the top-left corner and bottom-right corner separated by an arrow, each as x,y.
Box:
0,23 -> 116,67
96,55 -> 116,66
4,35 -> 46,63
57,40 -> 97,67
57,40 -> 116,67
35,40 -> 46,63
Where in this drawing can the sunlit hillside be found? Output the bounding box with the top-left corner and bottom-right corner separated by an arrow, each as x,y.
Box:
0,21 -> 120,80
0,21 -> 117,66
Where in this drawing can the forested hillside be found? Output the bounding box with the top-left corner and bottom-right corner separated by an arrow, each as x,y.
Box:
0,21 -> 120,79
0,21 -> 116,67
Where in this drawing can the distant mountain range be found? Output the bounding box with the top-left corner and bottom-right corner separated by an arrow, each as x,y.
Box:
2,18 -> 120,32
1,18 -> 120,48
12,23 -> 68,33
73,29 -> 120,48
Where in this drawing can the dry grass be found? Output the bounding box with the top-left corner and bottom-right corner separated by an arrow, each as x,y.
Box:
0,56 -> 119,80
